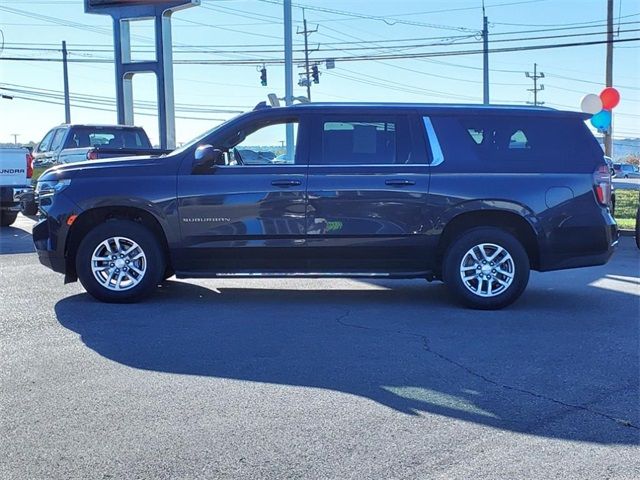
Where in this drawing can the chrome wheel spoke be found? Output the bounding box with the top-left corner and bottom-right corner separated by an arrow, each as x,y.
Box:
460,242 -> 515,298
496,267 -> 514,278
469,248 -> 481,264
91,236 -> 146,292
487,246 -> 504,263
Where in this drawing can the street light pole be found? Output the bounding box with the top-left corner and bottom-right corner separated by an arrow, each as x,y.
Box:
283,0 -> 294,159
482,5 -> 489,105
604,0 -> 614,157
62,40 -> 71,123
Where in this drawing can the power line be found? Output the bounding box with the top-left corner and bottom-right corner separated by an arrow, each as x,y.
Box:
0,83 -> 248,113
2,36 -> 639,65
255,0 -> 478,32
4,21 -> 638,51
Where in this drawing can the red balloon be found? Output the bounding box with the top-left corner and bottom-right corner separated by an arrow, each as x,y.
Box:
600,87 -> 620,109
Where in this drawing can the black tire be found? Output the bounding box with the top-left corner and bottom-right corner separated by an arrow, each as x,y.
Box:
21,200 -> 38,216
75,219 -> 165,303
0,210 -> 18,227
442,227 -> 530,310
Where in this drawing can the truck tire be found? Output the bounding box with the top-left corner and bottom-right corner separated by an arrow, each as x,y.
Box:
0,211 -> 18,227
21,199 -> 38,216
442,227 -> 530,310
75,219 -> 165,303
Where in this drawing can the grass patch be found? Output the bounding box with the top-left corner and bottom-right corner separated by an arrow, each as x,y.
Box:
614,189 -> 639,230
31,166 -> 49,184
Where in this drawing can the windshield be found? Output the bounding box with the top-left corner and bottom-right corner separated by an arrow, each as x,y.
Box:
171,117 -> 238,156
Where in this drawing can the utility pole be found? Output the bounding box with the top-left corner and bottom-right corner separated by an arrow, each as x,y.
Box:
297,9 -> 317,101
604,0 -> 614,157
11,134 -> 19,145
62,40 -> 71,124
283,0 -> 294,160
482,2 -> 489,105
525,63 -> 545,106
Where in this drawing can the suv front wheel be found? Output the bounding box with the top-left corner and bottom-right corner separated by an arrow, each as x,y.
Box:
75,219 -> 165,303
443,227 -> 530,310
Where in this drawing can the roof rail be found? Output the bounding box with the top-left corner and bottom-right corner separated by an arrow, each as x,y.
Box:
253,101 -> 271,111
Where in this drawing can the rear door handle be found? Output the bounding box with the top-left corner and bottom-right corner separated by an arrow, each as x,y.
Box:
385,179 -> 415,186
271,179 -> 302,187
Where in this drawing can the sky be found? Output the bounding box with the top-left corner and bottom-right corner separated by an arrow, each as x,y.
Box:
0,0 -> 638,149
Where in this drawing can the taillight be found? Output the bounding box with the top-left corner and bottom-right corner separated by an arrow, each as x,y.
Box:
26,152 -> 34,179
593,164 -> 611,206
86,150 -> 98,160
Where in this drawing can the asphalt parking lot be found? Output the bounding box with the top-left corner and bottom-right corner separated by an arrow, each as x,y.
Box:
1,214 -> 639,479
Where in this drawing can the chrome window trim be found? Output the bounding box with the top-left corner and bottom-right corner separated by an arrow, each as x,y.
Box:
422,116 -> 445,167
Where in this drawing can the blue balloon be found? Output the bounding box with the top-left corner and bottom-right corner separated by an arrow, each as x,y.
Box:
590,109 -> 612,130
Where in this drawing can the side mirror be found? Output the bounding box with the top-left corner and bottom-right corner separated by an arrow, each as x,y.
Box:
193,144 -> 224,172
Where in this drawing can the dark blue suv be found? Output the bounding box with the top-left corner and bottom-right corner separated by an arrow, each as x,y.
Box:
33,103 -> 618,309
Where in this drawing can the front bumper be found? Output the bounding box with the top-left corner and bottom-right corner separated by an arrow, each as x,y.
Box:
32,192 -> 82,277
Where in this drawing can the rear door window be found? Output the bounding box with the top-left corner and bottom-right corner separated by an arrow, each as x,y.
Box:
313,116 -> 413,165
66,127 -> 150,149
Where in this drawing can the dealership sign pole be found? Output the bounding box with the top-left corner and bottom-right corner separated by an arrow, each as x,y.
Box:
84,0 -> 200,149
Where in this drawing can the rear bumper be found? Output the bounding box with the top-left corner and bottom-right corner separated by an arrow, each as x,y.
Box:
0,185 -> 30,210
538,211 -> 618,272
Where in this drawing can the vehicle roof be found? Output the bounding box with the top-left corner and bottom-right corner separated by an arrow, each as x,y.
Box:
268,102 -> 590,119
56,124 -> 146,129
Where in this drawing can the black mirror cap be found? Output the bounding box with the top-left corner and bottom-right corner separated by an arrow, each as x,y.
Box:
193,145 -> 224,172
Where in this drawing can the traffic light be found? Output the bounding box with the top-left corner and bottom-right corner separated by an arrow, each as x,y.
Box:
311,65 -> 319,84
260,67 -> 267,86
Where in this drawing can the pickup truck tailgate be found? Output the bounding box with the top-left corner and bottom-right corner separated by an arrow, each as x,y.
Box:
0,147 -> 29,186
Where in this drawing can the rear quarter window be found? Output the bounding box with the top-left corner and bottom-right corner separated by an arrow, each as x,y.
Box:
66,127 -> 150,149
429,114 -> 602,173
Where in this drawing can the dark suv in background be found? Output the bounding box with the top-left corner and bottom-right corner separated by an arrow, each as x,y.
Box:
33,103 -> 617,309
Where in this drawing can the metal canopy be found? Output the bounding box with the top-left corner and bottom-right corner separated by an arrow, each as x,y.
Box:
84,0 -> 200,149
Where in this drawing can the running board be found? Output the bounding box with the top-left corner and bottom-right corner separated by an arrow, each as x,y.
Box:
175,271 -> 434,280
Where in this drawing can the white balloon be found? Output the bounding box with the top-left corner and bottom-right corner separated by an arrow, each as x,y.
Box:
580,94 -> 603,114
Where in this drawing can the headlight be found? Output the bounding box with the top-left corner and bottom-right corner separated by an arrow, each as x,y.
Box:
36,179 -> 72,196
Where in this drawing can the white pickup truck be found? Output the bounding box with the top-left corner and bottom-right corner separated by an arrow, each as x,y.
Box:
0,147 -> 33,227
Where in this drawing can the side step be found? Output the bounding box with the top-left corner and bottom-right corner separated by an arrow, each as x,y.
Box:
175,271 -> 435,280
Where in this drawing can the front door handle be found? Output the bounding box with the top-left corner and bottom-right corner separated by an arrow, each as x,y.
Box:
271,179 -> 302,187
385,179 -> 415,186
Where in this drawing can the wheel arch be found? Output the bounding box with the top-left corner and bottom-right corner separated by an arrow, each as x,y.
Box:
437,208 -> 541,272
64,206 -> 172,283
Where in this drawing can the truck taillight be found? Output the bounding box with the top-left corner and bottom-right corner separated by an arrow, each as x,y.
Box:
593,164 -> 611,206
26,152 -> 34,179
86,150 -> 98,160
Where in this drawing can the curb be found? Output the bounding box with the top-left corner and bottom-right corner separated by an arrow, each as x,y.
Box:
619,229 -> 635,237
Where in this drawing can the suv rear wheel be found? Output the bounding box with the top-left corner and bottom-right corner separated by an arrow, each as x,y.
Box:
443,227 -> 530,310
75,219 -> 165,303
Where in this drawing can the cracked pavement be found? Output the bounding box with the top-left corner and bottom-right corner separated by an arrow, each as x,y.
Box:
1,214 -> 639,479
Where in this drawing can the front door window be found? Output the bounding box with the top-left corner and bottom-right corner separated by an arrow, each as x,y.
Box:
223,121 -> 299,166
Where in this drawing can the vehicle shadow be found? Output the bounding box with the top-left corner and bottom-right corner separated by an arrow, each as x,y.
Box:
0,224 -> 35,254
55,267 -> 639,445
